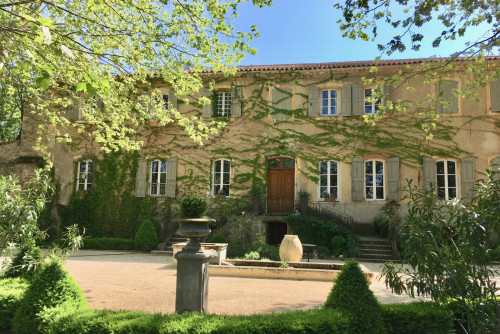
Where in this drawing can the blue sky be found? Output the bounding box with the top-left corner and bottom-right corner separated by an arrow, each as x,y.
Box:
234,0 -> 495,65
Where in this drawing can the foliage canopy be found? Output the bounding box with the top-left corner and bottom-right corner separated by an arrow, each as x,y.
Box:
0,0 -> 271,151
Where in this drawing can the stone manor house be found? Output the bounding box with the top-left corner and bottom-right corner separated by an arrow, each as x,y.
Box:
1,57 -> 499,242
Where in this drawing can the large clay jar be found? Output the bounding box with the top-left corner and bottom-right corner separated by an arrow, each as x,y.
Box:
279,235 -> 303,262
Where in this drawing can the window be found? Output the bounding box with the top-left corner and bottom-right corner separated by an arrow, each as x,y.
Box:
319,161 -> 339,200
162,94 -> 169,108
365,160 -> 384,200
150,160 -> 167,196
212,159 -> 230,196
364,88 -> 381,114
321,90 -> 338,116
436,160 -> 457,200
77,160 -> 93,191
216,92 -> 232,117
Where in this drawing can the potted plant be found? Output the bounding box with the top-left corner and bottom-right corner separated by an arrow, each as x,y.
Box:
249,186 -> 265,215
323,192 -> 335,202
174,195 -> 215,252
298,190 -> 309,215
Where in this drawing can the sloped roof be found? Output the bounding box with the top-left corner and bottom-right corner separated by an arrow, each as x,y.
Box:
202,56 -> 500,73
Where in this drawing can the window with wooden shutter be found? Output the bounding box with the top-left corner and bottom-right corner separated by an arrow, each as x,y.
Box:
436,80 -> 458,114
490,78 -> 500,113
165,157 -> 177,198
351,84 -> 364,116
150,160 -> 167,196
319,161 -> 339,201
436,159 -> 457,200
387,157 -> 400,201
201,88 -> 212,118
423,157 -> 436,191
135,158 -> 147,197
231,86 -> 242,117
492,157 -> 500,181
351,158 -> 363,201
365,160 -> 385,200
308,87 -> 319,117
460,157 -> 474,201
340,85 -> 352,116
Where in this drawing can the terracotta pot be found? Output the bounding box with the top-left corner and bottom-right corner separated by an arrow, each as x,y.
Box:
279,235 -> 303,262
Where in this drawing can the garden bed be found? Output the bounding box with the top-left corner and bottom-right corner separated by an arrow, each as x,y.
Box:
209,259 -> 373,282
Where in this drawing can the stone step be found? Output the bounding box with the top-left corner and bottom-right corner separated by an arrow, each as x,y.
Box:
360,243 -> 392,250
358,253 -> 396,260
359,248 -> 394,255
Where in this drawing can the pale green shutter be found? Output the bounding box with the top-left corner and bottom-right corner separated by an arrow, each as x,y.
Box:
272,88 -> 291,120
387,157 -> 400,201
135,158 -> 147,197
352,84 -> 364,116
231,86 -> 242,117
423,157 -> 436,191
492,157 -> 500,181
460,157 -> 475,202
308,87 -> 319,117
340,85 -> 352,116
95,96 -> 104,112
69,95 -> 81,120
436,80 -> 458,114
169,92 -> 177,109
201,88 -> 212,118
165,157 -> 177,198
351,158 -> 364,201
490,78 -> 500,112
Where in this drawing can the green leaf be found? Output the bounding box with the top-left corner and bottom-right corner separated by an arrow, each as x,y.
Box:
35,77 -> 50,90
75,82 -> 87,93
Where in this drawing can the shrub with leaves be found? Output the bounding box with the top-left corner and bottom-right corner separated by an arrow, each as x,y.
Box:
12,258 -> 87,334
0,278 -> 29,331
243,251 -> 260,260
247,243 -> 279,261
3,245 -> 43,280
134,219 -> 158,252
180,195 -> 208,218
325,260 -> 384,333
330,236 -> 347,257
382,172 -> 500,334
284,214 -> 359,257
211,233 -> 227,243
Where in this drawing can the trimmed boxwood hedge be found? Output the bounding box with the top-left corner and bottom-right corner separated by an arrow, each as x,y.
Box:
82,238 -> 134,250
0,276 -> 455,334
0,278 -> 28,330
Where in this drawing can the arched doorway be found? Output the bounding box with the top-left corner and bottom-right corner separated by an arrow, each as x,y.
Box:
267,157 -> 295,214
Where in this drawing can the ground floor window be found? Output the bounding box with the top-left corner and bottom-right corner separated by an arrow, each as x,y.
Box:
212,159 -> 230,196
319,161 -> 339,200
77,160 -> 93,191
436,160 -> 457,200
365,160 -> 384,200
150,160 -> 167,196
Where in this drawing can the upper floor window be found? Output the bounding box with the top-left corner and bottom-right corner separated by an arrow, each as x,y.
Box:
216,92 -> 232,117
364,88 -> 381,115
321,90 -> 338,116
162,94 -> 169,109
77,160 -> 93,191
365,160 -> 384,200
213,159 -> 230,196
436,160 -> 457,200
435,80 -> 458,114
319,161 -> 339,200
150,160 -> 167,196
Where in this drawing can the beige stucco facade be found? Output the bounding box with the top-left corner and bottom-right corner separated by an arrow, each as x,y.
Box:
3,58 -> 500,230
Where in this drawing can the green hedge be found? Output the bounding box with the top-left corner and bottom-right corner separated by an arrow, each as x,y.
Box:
82,238 -> 134,250
41,304 -> 454,334
284,215 -> 360,257
381,302 -> 454,334
0,278 -> 28,330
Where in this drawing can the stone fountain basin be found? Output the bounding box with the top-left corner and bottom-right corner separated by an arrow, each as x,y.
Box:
209,259 -> 373,283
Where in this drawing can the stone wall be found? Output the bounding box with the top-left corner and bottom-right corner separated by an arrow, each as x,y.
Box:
0,140 -> 39,183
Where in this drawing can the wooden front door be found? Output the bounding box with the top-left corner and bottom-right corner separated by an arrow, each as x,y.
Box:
267,157 -> 295,214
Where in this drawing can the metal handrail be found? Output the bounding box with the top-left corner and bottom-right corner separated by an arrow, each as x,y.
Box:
306,202 -> 354,231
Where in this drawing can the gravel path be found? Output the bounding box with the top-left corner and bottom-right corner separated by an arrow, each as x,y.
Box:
64,250 -> 427,315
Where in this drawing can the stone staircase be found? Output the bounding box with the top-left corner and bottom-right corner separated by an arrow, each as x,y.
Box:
357,236 -> 398,261
159,235 -> 188,254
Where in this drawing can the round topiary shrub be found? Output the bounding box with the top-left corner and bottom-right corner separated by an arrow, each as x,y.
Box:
324,260 -> 384,333
180,195 -> 208,218
12,258 -> 87,334
211,233 -> 227,243
4,245 -> 43,280
331,236 -> 347,257
134,219 -> 159,252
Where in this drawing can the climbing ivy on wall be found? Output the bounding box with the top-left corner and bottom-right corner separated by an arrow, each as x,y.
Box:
59,151 -> 157,238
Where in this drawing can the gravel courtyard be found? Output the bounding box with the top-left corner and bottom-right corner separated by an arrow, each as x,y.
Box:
64,250 -> 427,315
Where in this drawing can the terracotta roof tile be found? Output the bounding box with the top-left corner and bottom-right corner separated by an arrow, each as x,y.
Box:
202,56 -> 500,73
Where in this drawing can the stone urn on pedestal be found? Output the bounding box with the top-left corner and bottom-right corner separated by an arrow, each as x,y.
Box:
279,235 -> 303,262
174,195 -> 215,314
